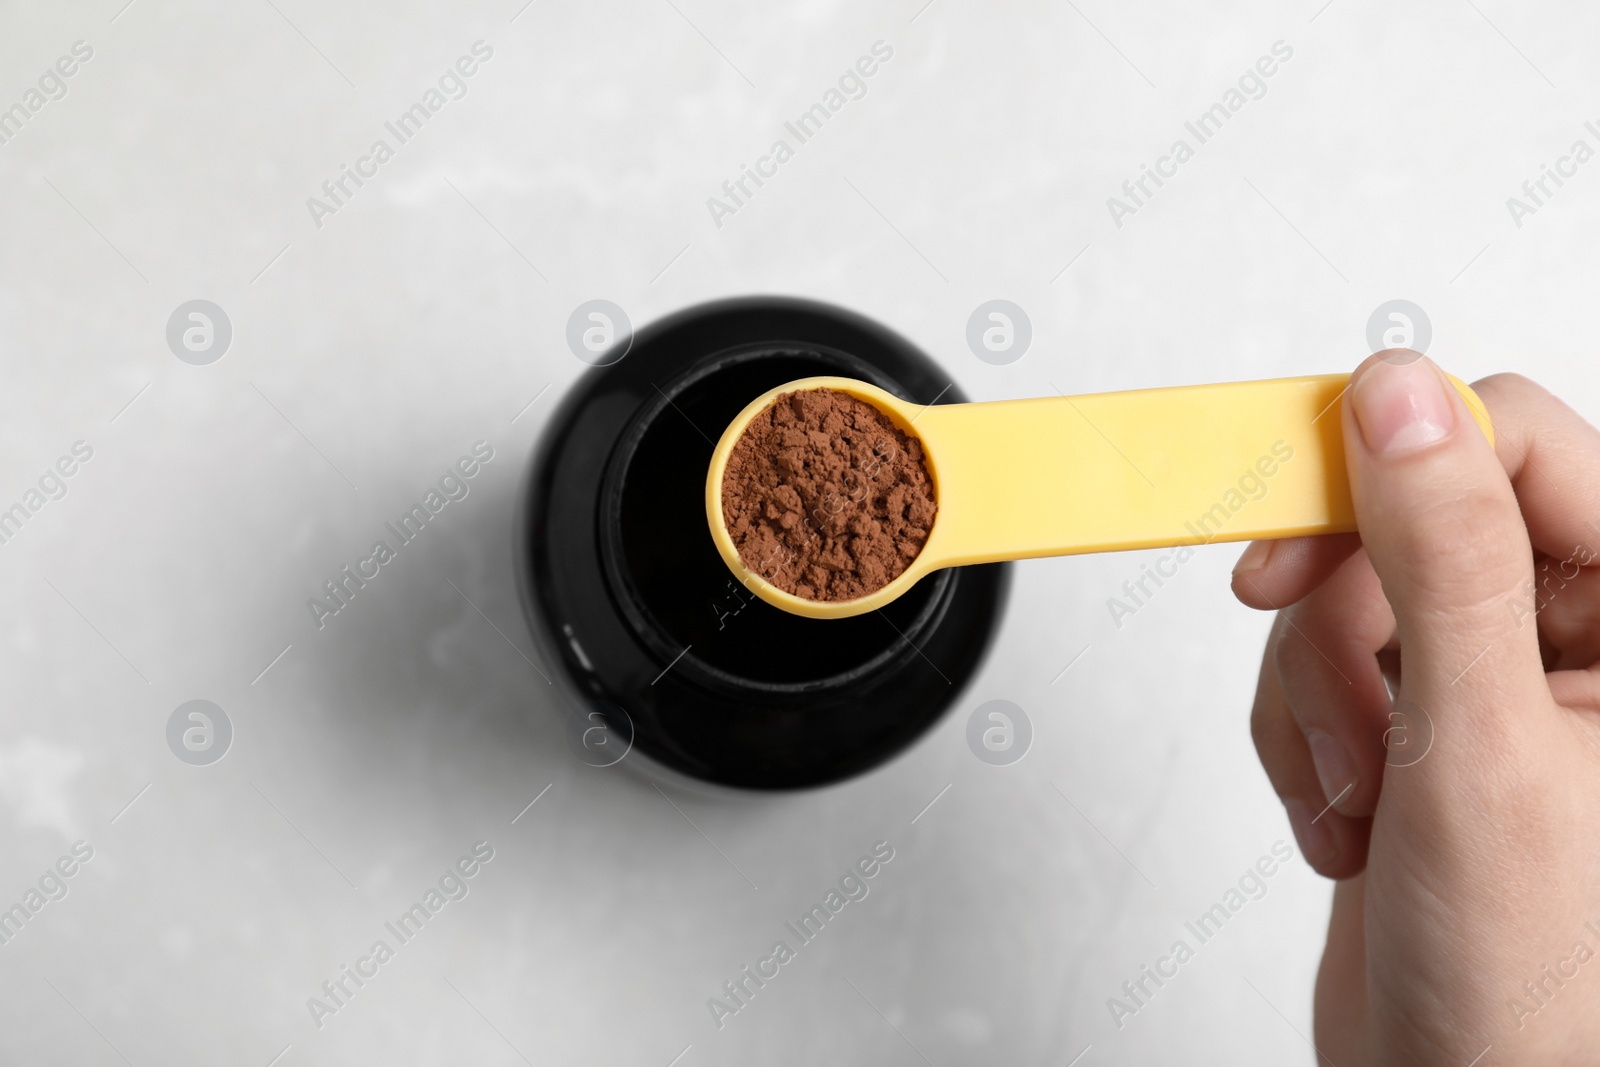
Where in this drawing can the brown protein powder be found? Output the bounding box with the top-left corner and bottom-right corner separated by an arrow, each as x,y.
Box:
719,388 -> 938,601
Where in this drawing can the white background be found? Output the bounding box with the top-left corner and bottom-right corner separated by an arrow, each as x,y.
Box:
1,0 -> 1595,1063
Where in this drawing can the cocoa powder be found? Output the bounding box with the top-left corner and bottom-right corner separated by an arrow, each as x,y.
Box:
720,388 -> 938,601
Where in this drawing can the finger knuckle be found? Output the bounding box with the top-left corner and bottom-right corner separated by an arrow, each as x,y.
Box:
1248,692 -> 1276,754
1473,371 -> 1546,406
1270,611 -> 1326,684
1386,489 -> 1528,606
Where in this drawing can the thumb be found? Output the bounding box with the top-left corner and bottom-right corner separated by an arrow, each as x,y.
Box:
1343,351 -> 1544,711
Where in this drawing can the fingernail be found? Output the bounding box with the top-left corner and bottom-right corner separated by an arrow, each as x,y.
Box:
1351,356 -> 1456,455
1232,540 -> 1273,576
1285,799 -> 1335,868
1305,730 -> 1356,809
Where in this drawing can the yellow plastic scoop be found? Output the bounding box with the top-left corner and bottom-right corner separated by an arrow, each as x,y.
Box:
706,373 -> 1493,620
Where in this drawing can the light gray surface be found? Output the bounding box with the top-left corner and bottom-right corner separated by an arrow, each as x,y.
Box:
1,0 -> 1593,1063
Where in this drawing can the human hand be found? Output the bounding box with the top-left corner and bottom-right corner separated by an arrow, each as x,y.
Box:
1232,353 -> 1600,1065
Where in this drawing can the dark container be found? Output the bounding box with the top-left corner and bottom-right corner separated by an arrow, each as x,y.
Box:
516,297 -> 1009,790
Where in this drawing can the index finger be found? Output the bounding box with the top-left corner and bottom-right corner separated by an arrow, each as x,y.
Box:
1232,372 -> 1600,610
1474,373 -> 1600,561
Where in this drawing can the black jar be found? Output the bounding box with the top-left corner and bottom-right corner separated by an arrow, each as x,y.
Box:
516,297 -> 1009,790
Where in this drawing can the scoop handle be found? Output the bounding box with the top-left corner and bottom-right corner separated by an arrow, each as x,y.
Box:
912,373 -> 1493,568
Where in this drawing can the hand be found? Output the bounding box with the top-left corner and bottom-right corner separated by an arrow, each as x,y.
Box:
1232,353 -> 1600,1065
